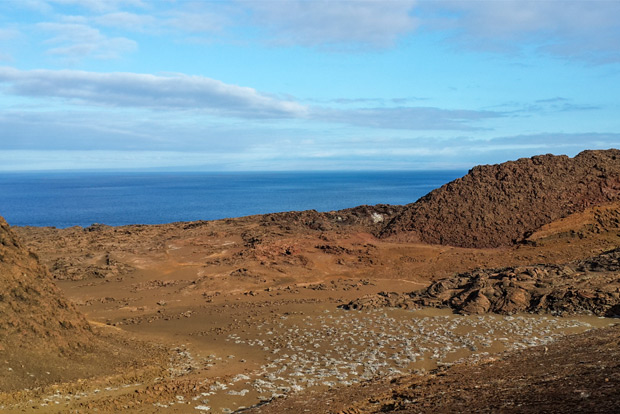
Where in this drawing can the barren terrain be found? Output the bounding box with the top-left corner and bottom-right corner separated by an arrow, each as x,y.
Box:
1,150 -> 619,413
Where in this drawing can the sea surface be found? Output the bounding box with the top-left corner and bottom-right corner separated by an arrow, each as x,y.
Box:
0,171 -> 465,228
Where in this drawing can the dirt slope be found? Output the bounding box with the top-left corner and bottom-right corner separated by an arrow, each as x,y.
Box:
0,215 -> 92,349
1,215 -> 171,397
0,215 -> 105,391
381,149 -> 620,248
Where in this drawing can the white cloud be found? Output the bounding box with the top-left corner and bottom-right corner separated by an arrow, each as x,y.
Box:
0,67 -> 497,130
420,0 -> 620,62
2,129 -> 619,171
0,67 -> 308,118
0,28 -> 20,41
0,29 -> 18,62
9,0 -> 620,62
478,132 -> 620,151
165,7 -> 233,34
244,0 -> 418,49
0,27 -> 20,62
10,0 -> 54,13
93,11 -> 157,30
10,0 -> 146,15
0,109 -> 272,152
37,21 -> 137,60
47,0 -> 146,12
315,106 -> 499,130
0,150 -> 235,171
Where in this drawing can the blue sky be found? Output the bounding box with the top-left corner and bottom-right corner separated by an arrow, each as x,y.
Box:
0,0 -> 619,171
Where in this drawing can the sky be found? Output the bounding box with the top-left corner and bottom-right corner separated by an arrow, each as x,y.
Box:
0,0 -> 619,171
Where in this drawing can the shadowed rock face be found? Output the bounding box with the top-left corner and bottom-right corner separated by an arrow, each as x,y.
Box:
0,216 -> 92,350
380,149 -> 620,248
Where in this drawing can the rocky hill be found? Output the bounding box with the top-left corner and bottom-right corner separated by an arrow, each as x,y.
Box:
380,149 -> 620,248
0,215 -> 92,350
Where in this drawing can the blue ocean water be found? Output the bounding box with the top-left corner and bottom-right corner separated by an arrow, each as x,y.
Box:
0,171 -> 464,228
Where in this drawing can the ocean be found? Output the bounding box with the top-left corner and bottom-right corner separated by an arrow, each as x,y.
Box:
0,171 -> 465,228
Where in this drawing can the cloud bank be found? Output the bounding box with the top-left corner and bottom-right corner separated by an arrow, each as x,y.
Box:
10,1 -> 620,62
0,67 -> 498,130
420,0 -> 620,62
0,67 -> 307,118
2,132 -> 618,172
245,0 -> 418,49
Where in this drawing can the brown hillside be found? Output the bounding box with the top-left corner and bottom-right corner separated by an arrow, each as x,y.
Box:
1,215 -> 168,395
380,149 -> 620,248
0,215 -> 92,350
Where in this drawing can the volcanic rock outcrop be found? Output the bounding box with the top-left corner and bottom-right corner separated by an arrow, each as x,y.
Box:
0,215 -> 92,350
258,204 -> 403,234
342,247 -> 620,316
380,149 -> 620,248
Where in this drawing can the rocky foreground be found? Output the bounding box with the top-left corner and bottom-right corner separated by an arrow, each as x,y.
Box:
342,247 -> 620,317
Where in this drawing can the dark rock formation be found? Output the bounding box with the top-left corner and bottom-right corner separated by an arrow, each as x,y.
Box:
342,248 -> 620,316
380,149 -> 620,248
